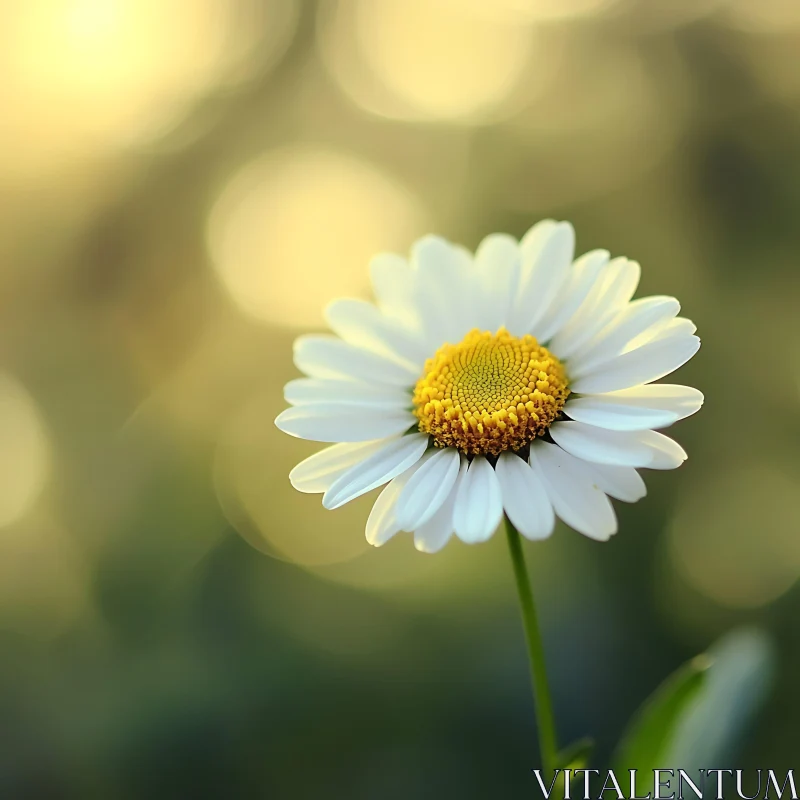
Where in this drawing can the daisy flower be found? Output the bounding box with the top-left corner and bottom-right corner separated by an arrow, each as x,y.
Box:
275,220 -> 702,553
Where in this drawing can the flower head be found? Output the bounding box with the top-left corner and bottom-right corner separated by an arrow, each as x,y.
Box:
276,221 -> 702,552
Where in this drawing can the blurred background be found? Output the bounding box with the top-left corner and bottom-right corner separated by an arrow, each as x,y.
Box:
0,0 -> 798,796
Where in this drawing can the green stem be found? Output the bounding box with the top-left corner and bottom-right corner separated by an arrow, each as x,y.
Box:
504,516 -> 559,776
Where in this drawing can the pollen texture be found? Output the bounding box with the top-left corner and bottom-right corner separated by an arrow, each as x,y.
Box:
413,328 -> 569,456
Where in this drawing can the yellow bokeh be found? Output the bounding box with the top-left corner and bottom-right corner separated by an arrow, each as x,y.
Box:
463,0 -> 619,24
0,514 -> 90,639
503,39 -> 687,211
668,463 -> 800,608
726,0 -> 800,32
319,0 -> 536,123
214,388 -> 375,567
0,374 -> 51,529
207,147 -> 427,328
0,0 -> 297,180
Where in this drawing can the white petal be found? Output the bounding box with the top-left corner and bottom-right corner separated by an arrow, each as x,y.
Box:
370,253 -> 417,323
530,441 -> 617,541
411,235 -> 473,349
284,378 -> 411,409
519,219 -> 557,265
550,421 -> 648,466
289,440 -> 389,493
639,430 -> 689,469
567,296 -> 680,376
508,221 -> 575,335
294,335 -> 418,387
653,316 -> 697,338
324,298 -> 429,367
473,233 -> 520,333
365,461 -> 426,547
322,434 -> 429,509
569,335 -> 700,394
598,258 -> 641,311
535,249 -> 609,344
395,446 -> 461,530
549,257 -> 640,359
549,421 -> 687,469
413,455 -> 467,553
413,506 -> 454,553
565,384 -> 703,430
275,405 -> 415,443
495,451 -> 555,540
617,383 -> 705,412
579,462 -> 647,503
593,384 -> 702,416
453,456 -> 504,544
365,481 -> 403,547
565,399 -> 676,431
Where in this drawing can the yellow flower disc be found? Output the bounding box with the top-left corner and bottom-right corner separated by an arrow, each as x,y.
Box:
413,328 -> 569,456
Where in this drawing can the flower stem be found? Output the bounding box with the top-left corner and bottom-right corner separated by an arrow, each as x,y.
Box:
504,516 -> 559,776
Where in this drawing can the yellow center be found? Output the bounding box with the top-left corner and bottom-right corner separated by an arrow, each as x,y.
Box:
413,328 -> 570,456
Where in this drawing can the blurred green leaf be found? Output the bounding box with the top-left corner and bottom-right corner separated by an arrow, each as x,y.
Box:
614,629 -> 775,797
665,629 -> 775,772
613,654 -> 711,792
557,737 -> 594,771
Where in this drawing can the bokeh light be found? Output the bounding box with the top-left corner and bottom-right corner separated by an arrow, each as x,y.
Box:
726,0 -> 800,32
0,374 -> 51,529
614,0 -> 730,32
0,0 -> 799,791
318,0 -> 538,123
463,0 -> 619,24
0,514 -> 90,638
0,0 -> 297,181
207,147 -> 427,328
668,463 -> 800,608
214,387 -> 374,566
501,39 -> 688,211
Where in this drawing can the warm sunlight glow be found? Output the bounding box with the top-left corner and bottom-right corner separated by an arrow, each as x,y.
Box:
465,0 -> 618,23
318,0 -> 534,123
668,463 -> 800,608
726,0 -> 800,32
0,375 -> 51,528
215,390 -> 373,567
207,147 -> 426,328
0,0 -> 297,179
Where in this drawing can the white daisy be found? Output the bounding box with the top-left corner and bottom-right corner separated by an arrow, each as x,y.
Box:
275,220 -> 702,553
